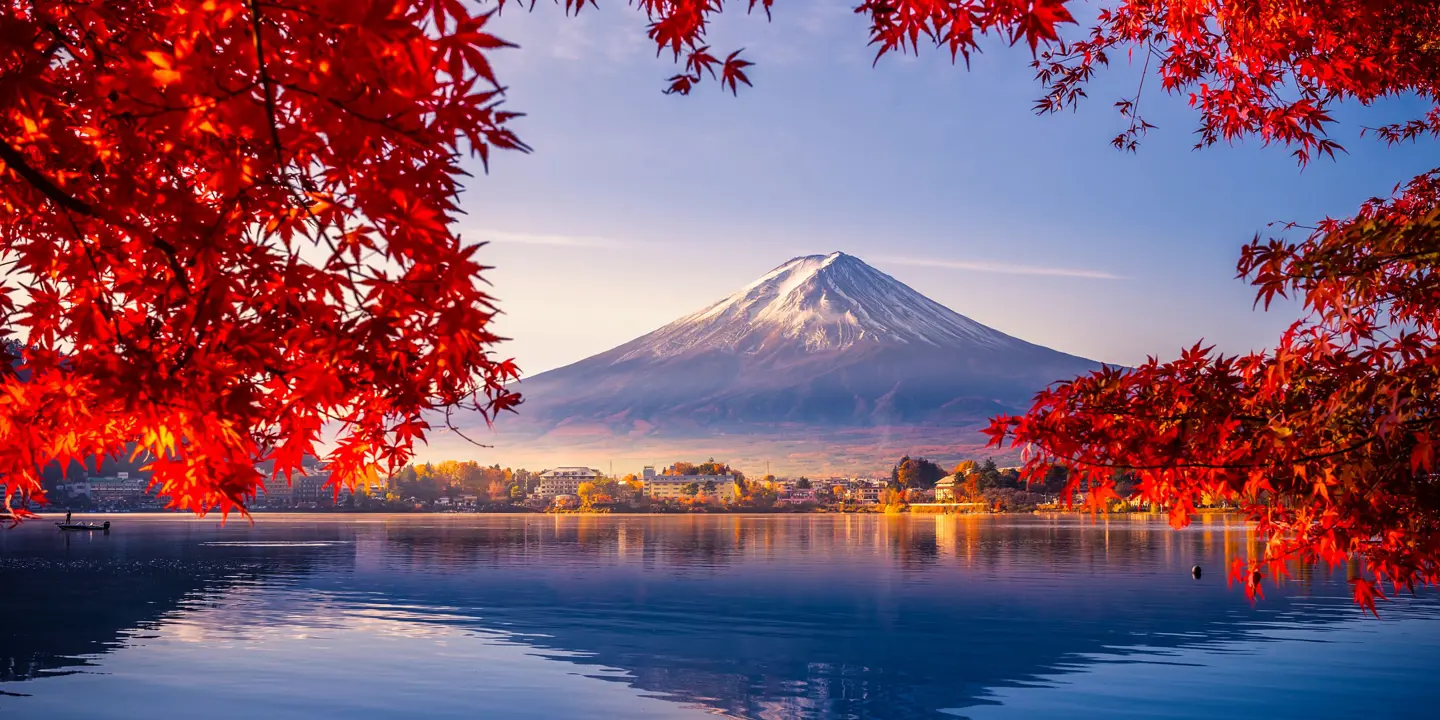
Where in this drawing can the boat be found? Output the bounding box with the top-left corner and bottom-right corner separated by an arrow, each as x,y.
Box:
56,521 -> 110,532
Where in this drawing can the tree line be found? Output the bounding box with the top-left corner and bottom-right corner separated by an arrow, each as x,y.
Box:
387,462 -> 536,505
889,455 -> 1071,494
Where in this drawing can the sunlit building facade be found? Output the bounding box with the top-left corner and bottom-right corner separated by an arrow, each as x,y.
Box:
537,467 -> 601,498
646,474 -> 738,502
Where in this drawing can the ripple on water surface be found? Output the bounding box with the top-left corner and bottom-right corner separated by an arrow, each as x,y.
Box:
0,514 -> 1437,720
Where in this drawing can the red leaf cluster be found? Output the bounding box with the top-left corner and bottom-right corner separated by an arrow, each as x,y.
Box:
0,0 -> 524,517
988,195 -> 1440,610
505,1 -> 1077,92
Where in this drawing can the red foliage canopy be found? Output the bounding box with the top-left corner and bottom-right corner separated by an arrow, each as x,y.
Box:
0,0 -> 524,518
5,0 -> 1439,613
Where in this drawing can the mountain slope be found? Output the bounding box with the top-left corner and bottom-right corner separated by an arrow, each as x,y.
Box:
616,251 -> 1018,358
484,252 -> 1102,443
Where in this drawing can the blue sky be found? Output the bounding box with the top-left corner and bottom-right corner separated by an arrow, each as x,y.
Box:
460,1 -> 1438,376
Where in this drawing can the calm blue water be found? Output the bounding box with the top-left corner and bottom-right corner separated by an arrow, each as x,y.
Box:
1,514 -> 1437,719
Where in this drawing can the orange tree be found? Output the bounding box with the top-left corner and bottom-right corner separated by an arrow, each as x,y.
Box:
4,1 -> 1440,612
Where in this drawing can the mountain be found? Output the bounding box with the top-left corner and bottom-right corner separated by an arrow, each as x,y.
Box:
448,252 -> 1104,473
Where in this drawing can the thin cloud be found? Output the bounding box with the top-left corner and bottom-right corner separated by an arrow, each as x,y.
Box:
874,255 -> 1124,280
468,229 -> 629,249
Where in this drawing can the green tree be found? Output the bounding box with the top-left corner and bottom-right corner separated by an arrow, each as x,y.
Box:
683,482 -> 700,497
1041,465 -> 1069,494
795,477 -> 812,490
976,458 -> 1003,490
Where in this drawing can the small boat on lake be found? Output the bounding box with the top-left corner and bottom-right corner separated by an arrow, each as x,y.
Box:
56,520 -> 110,532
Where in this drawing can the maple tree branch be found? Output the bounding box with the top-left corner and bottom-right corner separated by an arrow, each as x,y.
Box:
277,83 -> 426,146
1059,406 -> 1273,424
58,211 -> 120,328
0,145 -> 126,339
0,135 -> 189,286
0,138 -> 190,292
1043,415 -> 1440,474
124,84 -> 258,119
247,0 -> 286,168
0,137 -> 94,216
1127,44 -> 1154,136
444,406 -> 492,449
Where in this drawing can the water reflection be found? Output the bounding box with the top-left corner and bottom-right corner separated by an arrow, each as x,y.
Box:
1,515 -> 1437,719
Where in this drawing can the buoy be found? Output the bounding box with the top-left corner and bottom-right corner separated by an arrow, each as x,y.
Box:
1191,565 -> 1202,579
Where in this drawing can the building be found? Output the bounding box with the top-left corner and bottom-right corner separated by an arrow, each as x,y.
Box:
779,488 -> 816,505
294,470 -> 350,506
55,479 -> 92,500
537,467 -> 601,498
646,474 -> 738,502
268,463 -> 379,507
847,485 -> 883,504
89,472 -> 149,506
254,478 -> 296,506
935,477 -> 959,502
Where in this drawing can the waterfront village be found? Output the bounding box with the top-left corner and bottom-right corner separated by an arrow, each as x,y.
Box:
41,456 -> 1175,515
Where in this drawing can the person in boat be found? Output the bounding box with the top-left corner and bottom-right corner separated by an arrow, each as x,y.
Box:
65,511 -> 72,525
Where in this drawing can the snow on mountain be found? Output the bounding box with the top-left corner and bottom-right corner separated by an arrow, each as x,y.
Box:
617,252 -> 1016,360
460,251 -> 1105,459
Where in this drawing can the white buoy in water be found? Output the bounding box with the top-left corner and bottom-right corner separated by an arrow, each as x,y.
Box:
1191,565 -> 1203,579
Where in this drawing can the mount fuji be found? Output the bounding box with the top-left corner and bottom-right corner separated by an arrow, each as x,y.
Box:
452,252 -> 1105,472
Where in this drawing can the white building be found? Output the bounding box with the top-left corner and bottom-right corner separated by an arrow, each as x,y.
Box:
779,488 -> 816,505
537,467 -> 601,498
935,476 -> 960,502
646,474 -> 738,502
847,485 -> 883,504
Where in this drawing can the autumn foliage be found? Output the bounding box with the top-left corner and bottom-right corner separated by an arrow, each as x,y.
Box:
0,0 -> 523,518
975,1 -> 1440,610
4,0 -> 1439,612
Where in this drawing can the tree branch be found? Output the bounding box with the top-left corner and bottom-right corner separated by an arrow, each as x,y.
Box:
0,137 -> 95,216
247,0 -> 286,167
0,137 -> 190,289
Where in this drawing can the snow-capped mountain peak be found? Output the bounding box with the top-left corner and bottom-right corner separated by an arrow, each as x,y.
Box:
454,251 -> 1104,464
619,251 -> 1015,361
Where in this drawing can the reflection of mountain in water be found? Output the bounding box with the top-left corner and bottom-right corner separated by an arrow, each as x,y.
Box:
323,517 -> 1366,718
0,516 -> 1411,719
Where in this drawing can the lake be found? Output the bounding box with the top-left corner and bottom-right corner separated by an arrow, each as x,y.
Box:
2,514 -> 1437,719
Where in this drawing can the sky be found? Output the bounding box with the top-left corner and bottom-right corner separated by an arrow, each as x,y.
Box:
458,1 -> 1439,377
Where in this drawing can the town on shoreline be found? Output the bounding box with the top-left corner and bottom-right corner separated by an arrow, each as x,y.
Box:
41,456 -> 1233,516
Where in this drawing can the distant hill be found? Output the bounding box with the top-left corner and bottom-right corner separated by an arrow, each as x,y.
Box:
442,252 -> 1105,473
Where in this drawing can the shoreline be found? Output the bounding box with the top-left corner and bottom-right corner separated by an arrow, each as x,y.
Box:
30,508 -> 1249,519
